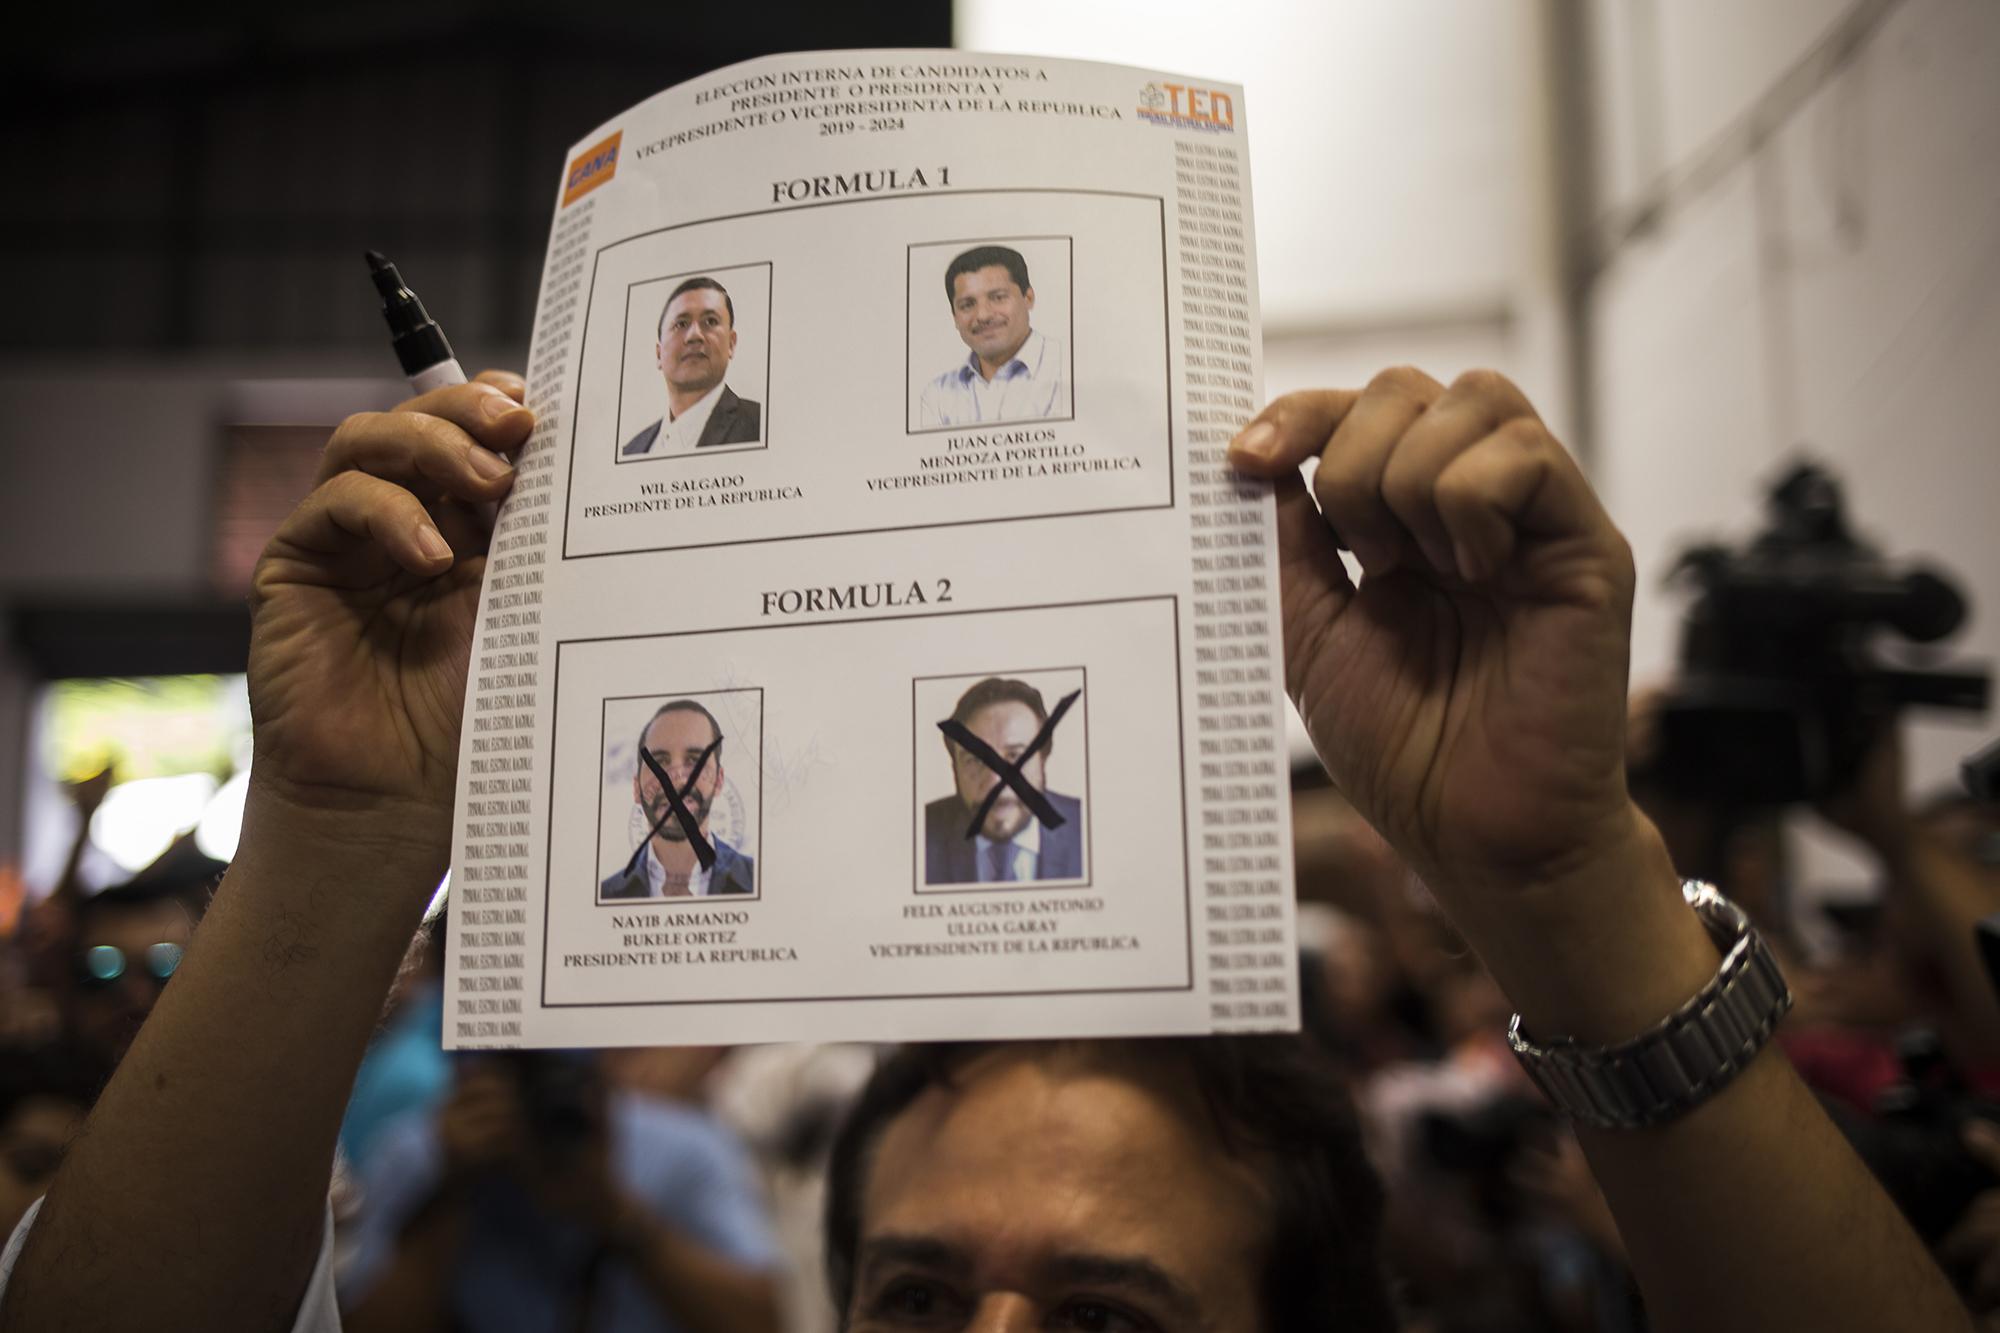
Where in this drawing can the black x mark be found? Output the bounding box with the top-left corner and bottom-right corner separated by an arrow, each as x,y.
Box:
938,688 -> 1082,842
637,737 -> 722,872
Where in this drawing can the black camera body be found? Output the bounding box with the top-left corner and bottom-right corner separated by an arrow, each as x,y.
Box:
1654,462 -> 1988,806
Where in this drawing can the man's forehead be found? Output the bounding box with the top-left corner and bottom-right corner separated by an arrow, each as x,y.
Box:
665,288 -> 728,320
952,265 -> 1022,299
964,699 -> 1039,737
858,1046 -> 1269,1307
81,899 -> 190,944
644,709 -> 716,746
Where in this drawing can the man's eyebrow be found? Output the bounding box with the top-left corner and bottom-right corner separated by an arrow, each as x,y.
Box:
857,1237 -> 1206,1323
1038,1253 -> 1205,1323
854,1234 -> 969,1280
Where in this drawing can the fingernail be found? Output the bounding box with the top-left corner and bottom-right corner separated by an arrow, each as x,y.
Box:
416,523 -> 452,562
478,391 -> 519,422
468,446 -> 512,479
1232,420 -> 1278,458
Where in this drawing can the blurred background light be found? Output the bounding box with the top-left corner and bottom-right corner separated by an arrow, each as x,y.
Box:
89,772 -> 219,874
195,767 -> 251,863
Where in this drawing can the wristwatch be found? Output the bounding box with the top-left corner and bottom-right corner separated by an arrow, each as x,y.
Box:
1506,880 -> 1793,1130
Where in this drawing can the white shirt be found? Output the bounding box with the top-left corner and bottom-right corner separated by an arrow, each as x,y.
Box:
973,815 -> 1041,883
643,841 -> 716,897
918,329 -> 1069,429
633,380 -> 727,456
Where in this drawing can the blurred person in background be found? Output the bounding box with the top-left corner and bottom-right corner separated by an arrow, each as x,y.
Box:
706,1042 -> 877,1333
341,1050 -> 782,1333
0,1048 -> 96,1239
339,921 -> 450,1177
58,876 -> 200,1079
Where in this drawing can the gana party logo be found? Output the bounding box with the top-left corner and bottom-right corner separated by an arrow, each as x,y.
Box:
562,132 -> 622,207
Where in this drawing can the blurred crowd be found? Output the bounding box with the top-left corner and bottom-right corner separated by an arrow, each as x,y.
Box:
2,705 -> 1997,1331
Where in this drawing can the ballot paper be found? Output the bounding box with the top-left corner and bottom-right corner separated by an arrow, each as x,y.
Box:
444,50 -> 1298,1048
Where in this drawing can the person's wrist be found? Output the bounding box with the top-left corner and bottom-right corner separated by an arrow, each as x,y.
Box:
1438,805 -> 1728,1045
239,775 -> 453,874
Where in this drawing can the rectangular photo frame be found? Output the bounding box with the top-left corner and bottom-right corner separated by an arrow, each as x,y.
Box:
906,235 -> 1076,436
614,260 -> 774,465
911,664 -> 1093,895
594,686 -> 765,906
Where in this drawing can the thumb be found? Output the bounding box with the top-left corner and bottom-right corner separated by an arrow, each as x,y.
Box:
1269,470 -> 1357,702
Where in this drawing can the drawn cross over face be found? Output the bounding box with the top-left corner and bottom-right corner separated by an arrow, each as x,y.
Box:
949,700 -> 1047,842
949,265 -> 1035,374
635,707 -> 725,844
657,286 -> 736,400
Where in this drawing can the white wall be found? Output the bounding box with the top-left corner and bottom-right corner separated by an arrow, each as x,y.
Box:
955,0 -> 1569,434
1588,0 -> 2000,799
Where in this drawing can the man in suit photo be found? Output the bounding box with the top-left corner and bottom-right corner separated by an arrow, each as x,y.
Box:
924,676 -> 1083,886
621,275 -> 763,457
601,699 -> 755,898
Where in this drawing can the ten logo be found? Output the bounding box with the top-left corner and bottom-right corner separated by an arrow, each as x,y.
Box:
562,132 -> 622,207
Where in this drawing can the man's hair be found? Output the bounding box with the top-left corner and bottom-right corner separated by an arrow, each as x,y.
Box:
943,245 -> 1031,303
658,275 -> 735,338
823,1036 -> 1396,1331
948,676 -> 1047,729
74,877 -> 201,936
634,699 -> 723,776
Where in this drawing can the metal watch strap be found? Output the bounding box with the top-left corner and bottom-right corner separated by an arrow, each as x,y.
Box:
1506,880 -> 1793,1130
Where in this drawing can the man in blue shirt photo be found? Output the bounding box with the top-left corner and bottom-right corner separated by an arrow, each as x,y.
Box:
916,245 -> 1071,430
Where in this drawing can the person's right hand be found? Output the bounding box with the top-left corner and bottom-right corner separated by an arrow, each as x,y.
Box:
246,373 -> 532,844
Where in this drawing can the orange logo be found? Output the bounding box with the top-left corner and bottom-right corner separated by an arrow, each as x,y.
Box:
562,132 -> 621,207
1137,82 -> 1235,132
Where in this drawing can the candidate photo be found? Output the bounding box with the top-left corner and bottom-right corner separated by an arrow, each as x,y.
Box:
910,240 -> 1073,432
619,271 -> 765,460
600,697 -> 756,900
921,674 -> 1087,887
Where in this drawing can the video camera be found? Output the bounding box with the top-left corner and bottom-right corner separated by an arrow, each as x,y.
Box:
1652,461 -> 1989,806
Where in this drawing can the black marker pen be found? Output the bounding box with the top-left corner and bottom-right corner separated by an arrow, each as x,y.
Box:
366,250 -> 467,392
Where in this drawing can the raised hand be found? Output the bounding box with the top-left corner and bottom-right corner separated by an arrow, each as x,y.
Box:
247,372 -> 532,835
1229,367 -> 1641,909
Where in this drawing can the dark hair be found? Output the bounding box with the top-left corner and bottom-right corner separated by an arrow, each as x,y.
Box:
74,877 -> 202,935
943,245 -> 1030,304
658,276 -> 735,337
823,1036 -> 1397,1331
948,676 -> 1047,729
634,699 -> 723,775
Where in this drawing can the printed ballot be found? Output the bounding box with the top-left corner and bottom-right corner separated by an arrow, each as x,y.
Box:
446,51 -> 1298,1047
